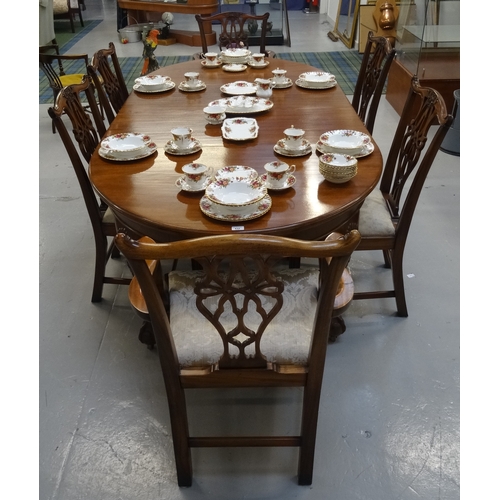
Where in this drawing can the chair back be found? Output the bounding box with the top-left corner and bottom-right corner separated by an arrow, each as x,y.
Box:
115,230 -> 360,486
88,42 -> 128,124
352,31 -> 396,134
381,76 -> 453,243
195,11 -> 270,55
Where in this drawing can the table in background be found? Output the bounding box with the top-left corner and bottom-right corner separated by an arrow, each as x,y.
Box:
89,59 -> 383,243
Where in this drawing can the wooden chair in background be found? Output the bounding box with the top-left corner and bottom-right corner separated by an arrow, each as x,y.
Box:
48,76 -> 131,302
88,42 -> 129,124
352,31 -> 396,135
53,0 -> 84,33
115,230 -> 360,486
347,76 -> 453,316
195,11 -> 275,58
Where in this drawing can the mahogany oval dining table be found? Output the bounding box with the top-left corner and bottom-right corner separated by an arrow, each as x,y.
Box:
89,59 -> 383,243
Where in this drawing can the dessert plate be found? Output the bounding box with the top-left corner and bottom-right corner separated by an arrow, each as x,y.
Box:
222,64 -> 247,72
273,138 -> 312,157
98,142 -> 157,161
222,117 -> 259,141
261,173 -> 296,191
208,96 -> 273,114
201,59 -> 222,68
200,194 -> 272,222
178,81 -> 207,92
214,165 -> 258,181
315,141 -> 375,158
175,175 -> 212,192
273,78 -> 293,89
164,138 -> 202,155
133,81 -> 176,93
220,81 -> 257,95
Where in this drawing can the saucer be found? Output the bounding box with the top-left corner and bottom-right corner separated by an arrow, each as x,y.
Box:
178,81 -> 207,92
201,59 -> 222,68
98,143 -> 157,161
222,64 -> 247,72
261,174 -> 296,191
200,194 -> 272,222
272,78 -> 293,89
164,138 -> 202,155
175,175 -> 212,192
247,60 -> 269,68
274,139 -> 312,157
133,81 -> 176,93
315,141 -> 375,158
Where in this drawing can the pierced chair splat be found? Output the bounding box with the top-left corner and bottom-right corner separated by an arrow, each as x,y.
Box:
115,230 -> 361,487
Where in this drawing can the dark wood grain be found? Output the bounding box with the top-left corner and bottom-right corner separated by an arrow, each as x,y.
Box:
89,59 -> 383,242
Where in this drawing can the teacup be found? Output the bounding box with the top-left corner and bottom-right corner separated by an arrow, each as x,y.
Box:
264,161 -> 296,188
271,68 -> 287,85
251,53 -> 266,65
171,126 -> 193,149
204,52 -> 219,65
283,126 -> 305,150
184,71 -> 201,88
181,163 -> 213,189
203,105 -> 226,125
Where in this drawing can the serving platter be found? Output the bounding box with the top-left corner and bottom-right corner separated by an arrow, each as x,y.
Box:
208,96 -> 273,114
220,81 -> 258,95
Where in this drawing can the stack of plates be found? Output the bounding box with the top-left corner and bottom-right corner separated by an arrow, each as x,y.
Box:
220,48 -> 251,65
319,153 -> 358,184
200,176 -> 271,221
316,129 -> 374,157
295,71 -> 337,90
99,133 -> 157,161
133,75 -> 175,93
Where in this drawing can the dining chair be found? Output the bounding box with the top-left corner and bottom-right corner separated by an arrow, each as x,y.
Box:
53,0 -> 84,33
115,230 -> 361,486
39,44 -> 89,133
351,31 -> 396,135
194,11 -> 275,58
48,75 -> 131,302
88,42 -> 129,125
345,76 -> 453,317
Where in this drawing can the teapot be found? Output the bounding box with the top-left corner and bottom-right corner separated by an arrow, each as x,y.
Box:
254,78 -> 276,98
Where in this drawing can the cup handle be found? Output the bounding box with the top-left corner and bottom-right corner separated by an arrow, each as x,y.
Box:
270,81 -> 276,89
206,166 -> 214,177
289,164 -> 296,175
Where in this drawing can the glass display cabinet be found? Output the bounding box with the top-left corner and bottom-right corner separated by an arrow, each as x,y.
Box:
219,0 -> 291,46
385,0 -> 460,115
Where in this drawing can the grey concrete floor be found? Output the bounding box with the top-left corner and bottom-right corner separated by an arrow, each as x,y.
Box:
39,1 -> 461,499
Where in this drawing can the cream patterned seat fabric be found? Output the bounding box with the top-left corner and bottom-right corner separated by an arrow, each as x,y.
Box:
168,265 -> 321,368
358,190 -> 396,236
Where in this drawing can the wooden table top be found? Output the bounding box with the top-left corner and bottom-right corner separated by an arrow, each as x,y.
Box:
89,59 -> 383,242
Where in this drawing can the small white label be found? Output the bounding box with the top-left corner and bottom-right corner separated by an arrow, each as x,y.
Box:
232,226 -> 245,231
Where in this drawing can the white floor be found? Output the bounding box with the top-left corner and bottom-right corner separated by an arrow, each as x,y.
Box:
38,2 -> 461,499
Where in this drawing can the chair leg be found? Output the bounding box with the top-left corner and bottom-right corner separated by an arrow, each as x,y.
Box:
391,248 -> 408,317
382,249 -> 391,268
91,241 -> 107,302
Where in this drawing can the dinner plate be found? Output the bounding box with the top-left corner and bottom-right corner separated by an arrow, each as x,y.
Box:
98,143 -> 157,161
295,79 -> 337,90
315,140 -> 375,158
247,60 -> 270,68
261,174 -> 296,191
222,64 -> 247,72
201,59 -> 222,68
133,81 -> 176,93
175,175 -> 212,192
222,117 -> 259,141
178,81 -> 207,92
100,133 -> 152,159
164,138 -> 202,155
208,96 -> 273,114
200,194 -> 272,222
220,81 -> 258,95
214,165 -> 258,181
273,139 -> 312,157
